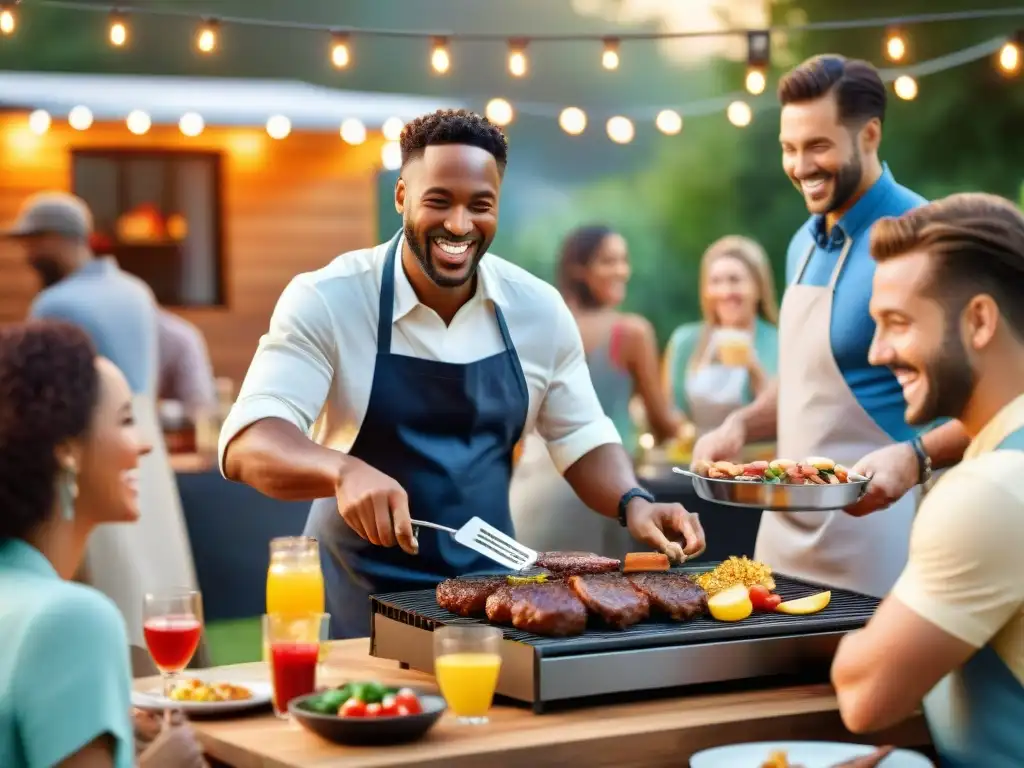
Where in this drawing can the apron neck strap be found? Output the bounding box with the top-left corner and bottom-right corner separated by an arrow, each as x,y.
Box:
793,236 -> 855,292
377,230 -> 404,353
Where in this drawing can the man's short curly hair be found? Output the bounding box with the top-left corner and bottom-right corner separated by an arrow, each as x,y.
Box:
0,320 -> 99,541
399,109 -> 508,172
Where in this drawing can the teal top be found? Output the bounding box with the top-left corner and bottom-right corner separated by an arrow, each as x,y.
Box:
663,317 -> 779,419
0,539 -> 134,768
586,334 -> 636,451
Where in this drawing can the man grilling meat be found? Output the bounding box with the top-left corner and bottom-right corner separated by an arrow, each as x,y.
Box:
220,109 -> 706,639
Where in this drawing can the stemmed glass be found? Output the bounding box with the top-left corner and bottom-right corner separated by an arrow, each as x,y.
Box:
143,588 -> 204,700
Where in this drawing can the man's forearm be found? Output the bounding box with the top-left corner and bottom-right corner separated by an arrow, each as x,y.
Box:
223,418 -> 346,501
731,378 -> 778,443
562,443 -> 638,519
920,419 -> 970,471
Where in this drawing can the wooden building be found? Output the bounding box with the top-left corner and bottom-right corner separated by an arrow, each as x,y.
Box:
0,72 -> 454,383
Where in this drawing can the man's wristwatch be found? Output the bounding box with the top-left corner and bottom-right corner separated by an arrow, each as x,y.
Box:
618,487 -> 656,527
909,436 -> 933,485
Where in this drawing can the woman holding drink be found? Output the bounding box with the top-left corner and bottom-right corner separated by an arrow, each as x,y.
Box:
663,235 -> 780,436
0,321 -> 203,767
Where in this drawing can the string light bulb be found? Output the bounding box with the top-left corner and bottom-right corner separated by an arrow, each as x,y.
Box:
340,118 -> 366,145
266,115 -> 291,139
507,39 -> 528,77
602,37 -> 620,70
485,98 -> 513,127
68,106 -> 93,131
655,109 -> 682,136
997,31 -> 1022,75
381,117 -> 404,142
606,116 -> 634,144
430,37 -> 450,74
126,110 -> 151,135
893,75 -> 918,100
559,107 -> 587,135
108,11 -> 127,47
381,141 -> 402,171
0,3 -> 15,36
196,20 -> 218,53
745,31 -> 770,95
330,32 -> 351,69
884,28 -> 907,62
727,101 -> 752,127
179,112 -> 204,137
28,110 -> 50,135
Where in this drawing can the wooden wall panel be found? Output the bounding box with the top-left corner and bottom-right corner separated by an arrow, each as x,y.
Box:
0,114 -> 383,384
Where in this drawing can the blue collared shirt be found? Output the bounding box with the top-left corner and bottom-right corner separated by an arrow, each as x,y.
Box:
784,164 -> 927,442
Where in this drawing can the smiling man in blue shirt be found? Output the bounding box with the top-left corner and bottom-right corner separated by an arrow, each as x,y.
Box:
694,55 -> 971,597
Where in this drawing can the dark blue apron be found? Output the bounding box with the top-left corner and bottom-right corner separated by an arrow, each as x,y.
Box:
935,424 -> 1024,768
303,232 -> 529,638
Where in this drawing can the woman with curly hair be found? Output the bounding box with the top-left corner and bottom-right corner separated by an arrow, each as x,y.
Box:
0,321 -> 203,768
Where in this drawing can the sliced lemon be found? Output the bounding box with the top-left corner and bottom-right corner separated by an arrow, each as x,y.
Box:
775,590 -> 831,615
707,584 -> 753,622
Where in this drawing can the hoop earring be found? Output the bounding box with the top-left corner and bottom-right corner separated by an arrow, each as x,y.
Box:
59,466 -> 79,522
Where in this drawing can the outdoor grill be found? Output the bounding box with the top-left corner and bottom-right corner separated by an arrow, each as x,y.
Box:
369,566 -> 880,712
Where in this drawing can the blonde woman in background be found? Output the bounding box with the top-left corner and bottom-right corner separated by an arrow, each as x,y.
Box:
663,236 -> 780,436
510,226 -> 688,559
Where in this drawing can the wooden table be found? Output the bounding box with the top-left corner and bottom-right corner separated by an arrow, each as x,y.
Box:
138,639 -> 934,768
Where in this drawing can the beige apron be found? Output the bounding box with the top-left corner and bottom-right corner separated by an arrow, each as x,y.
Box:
754,240 -> 917,598
83,393 -> 206,669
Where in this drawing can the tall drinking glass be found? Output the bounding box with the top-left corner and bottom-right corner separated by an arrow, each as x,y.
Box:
265,536 -> 325,661
263,612 -> 328,718
433,625 -> 503,725
143,589 -> 203,699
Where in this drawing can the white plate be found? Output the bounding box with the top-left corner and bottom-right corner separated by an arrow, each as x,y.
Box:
132,678 -> 273,715
690,741 -> 933,768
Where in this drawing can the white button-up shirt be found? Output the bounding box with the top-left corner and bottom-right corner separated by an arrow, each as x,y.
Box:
219,237 -> 621,477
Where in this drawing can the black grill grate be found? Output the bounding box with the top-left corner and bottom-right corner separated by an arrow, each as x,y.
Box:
371,567 -> 880,658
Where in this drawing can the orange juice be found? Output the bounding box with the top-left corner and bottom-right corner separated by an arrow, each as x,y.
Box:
265,537 -> 326,661
435,652 -> 502,717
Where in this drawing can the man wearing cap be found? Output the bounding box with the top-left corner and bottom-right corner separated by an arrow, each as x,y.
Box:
3,191 -> 204,672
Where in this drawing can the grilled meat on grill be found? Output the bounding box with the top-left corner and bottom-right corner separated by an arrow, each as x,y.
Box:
567,574 -> 650,629
436,576 -> 505,617
484,584 -> 516,624
510,582 -> 587,637
626,572 -> 708,621
534,551 -> 621,577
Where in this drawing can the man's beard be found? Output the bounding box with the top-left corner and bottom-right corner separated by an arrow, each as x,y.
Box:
403,221 -> 485,288
29,256 -> 67,288
825,150 -> 864,214
896,321 -> 977,426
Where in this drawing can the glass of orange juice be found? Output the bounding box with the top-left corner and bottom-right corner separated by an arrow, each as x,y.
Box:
266,537 -> 326,660
433,625 -> 503,725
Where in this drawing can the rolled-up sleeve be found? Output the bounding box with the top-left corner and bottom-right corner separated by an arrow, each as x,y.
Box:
218,276 -> 336,475
535,298 -> 621,473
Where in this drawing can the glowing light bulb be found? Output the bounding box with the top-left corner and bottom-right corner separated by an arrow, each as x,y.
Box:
0,8 -> 15,36
431,39 -> 450,74
602,38 -> 619,70
606,116 -> 634,144
179,112 -> 204,137
28,110 -> 51,135
485,98 -> 513,127
109,16 -> 127,47
655,109 -> 682,135
381,141 -> 402,171
381,117 -> 404,142
745,68 -> 766,95
68,106 -> 93,131
266,115 -> 291,140
559,107 -> 587,135
331,35 -> 351,68
340,118 -> 366,145
508,42 -> 528,77
126,110 -> 151,135
998,39 -> 1021,75
885,32 -> 906,62
197,22 -> 217,53
727,101 -> 752,127
893,75 -> 918,101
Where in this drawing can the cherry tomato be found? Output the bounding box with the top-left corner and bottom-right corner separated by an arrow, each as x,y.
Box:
394,689 -> 421,714
748,584 -> 771,610
764,594 -> 783,611
379,695 -> 399,717
365,702 -> 383,717
339,697 -> 366,718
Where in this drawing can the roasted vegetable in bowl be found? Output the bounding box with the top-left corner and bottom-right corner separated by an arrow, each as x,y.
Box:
692,457 -> 858,485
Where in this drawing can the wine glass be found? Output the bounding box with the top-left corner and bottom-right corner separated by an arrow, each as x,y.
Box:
143,588 -> 203,700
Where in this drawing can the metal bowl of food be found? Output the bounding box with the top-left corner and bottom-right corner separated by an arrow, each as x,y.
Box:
675,458 -> 871,512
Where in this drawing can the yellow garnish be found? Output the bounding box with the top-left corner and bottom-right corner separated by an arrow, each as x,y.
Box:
507,574 -> 548,585
694,556 -> 775,596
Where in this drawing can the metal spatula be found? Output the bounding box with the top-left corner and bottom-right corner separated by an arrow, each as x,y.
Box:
411,517 -> 538,572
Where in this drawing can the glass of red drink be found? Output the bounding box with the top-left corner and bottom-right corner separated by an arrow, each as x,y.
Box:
263,613 -> 327,718
143,588 -> 203,699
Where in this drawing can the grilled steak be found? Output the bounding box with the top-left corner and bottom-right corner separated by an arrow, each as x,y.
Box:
534,551 -> 621,577
626,572 -> 708,621
567,574 -> 650,629
436,577 -> 505,617
510,582 -> 588,637
484,584 -> 516,624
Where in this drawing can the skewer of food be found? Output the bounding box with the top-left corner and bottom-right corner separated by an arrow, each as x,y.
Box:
691,457 -> 858,485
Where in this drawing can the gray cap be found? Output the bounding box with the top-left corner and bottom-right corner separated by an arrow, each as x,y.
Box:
2,192 -> 93,240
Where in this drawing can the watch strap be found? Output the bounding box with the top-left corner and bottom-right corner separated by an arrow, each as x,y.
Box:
618,487 -> 655,527
910,437 -> 932,485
